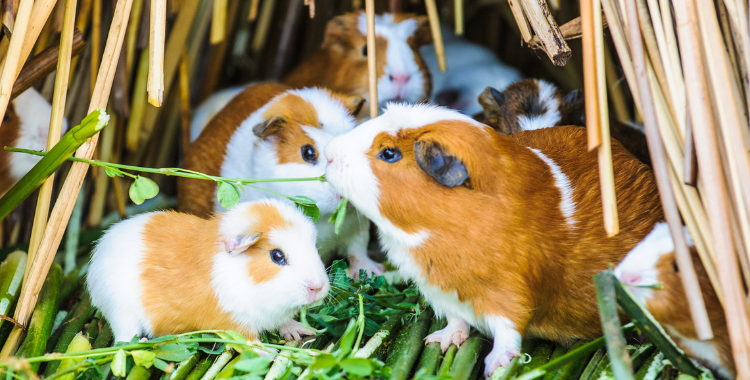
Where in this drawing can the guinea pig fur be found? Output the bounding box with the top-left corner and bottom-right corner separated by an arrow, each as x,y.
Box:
479,78 -> 651,166
615,223 -> 734,379
324,103 -> 663,376
283,12 -> 432,118
87,199 -> 330,344
0,88 -> 68,197
179,83 -> 384,278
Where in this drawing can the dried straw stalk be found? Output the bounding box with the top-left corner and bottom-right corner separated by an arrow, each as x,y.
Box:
3,0 -> 135,357
508,0 -> 532,42
0,0 -> 34,124
518,0 -> 571,66
248,0 -> 260,21
455,0 -> 464,35
366,0 -> 378,117
148,0 -> 166,106
90,0 -> 100,95
424,0 -> 447,72
210,0 -> 227,44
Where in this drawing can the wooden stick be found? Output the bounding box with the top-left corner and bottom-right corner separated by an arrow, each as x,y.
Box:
17,0 -> 57,76
365,0 -> 378,118
683,117 -> 698,187
178,46 -> 190,156
655,0 -> 686,134
529,14 -> 609,49
3,0 -> 135,358
519,0 -> 571,66
11,29 -> 85,99
91,0 -> 101,96
625,0 -> 716,343
24,0 -> 76,284
424,0 -> 447,72
454,0 -> 464,35
147,0 -> 165,106
601,0 -> 642,111
2,0 -> 18,37
581,0 -> 601,150
248,0 -> 260,21
210,0 -> 226,44
507,0 -> 532,43
0,0 -> 33,127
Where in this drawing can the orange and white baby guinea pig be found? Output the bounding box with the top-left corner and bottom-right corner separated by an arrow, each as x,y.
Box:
324,103 -> 662,376
189,12 -> 432,141
615,222 -> 734,379
179,83 -> 384,278
86,199 -> 330,344
0,88 -> 67,197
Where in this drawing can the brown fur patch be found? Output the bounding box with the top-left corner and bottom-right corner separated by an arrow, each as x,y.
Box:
140,206 -> 292,338
648,249 -> 734,378
259,93 -> 322,165
370,122 -> 662,343
178,83 -> 290,217
0,103 -> 20,197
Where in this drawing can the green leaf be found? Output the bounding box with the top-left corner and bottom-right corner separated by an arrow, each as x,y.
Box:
311,353 -> 338,370
233,356 -> 272,373
288,195 -> 316,206
152,358 -> 170,372
128,176 -> 160,205
328,198 -> 348,235
151,343 -> 194,361
104,167 -> 123,178
111,349 -> 127,377
215,330 -> 249,353
198,343 -> 226,355
340,358 -> 373,376
294,202 -> 321,222
147,335 -> 178,343
131,350 -> 156,368
217,182 -> 241,209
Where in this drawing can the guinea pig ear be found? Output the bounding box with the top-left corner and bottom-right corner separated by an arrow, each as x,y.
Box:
410,16 -> 433,47
252,117 -> 284,139
414,139 -> 469,187
561,89 -> 585,125
224,233 -> 261,256
342,96 -> 365,117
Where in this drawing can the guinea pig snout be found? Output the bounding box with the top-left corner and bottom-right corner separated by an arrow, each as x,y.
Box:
304,278 -> 329,303
618,271 -> 642,285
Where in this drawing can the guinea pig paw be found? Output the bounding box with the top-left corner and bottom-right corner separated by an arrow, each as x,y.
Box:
250,342 -> 279,357
425,326 -> 470,352
483,347 -> 521,377
348,256 -> 386,280
139,337 -> 149,343
279,320 -> 316,342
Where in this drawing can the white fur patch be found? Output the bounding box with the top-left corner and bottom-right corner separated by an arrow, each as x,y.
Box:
485,315 -> 522,351
666,326 -> 731,380
190,85 -> 247,141
87,213 -> 155,342
516,80 -> 562,131
528,148 -> 577,228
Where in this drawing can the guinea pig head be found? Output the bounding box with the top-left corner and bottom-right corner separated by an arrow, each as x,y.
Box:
246,89 -> 364,214
478,79 -> 584,135
325,104 -> 505,239
213,200 -> 330,326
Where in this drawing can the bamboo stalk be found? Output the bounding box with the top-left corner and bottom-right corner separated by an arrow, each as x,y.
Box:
3,0 -> 135,358
210,0 -> 226,44
24,0 -> 77,289
508,0 -> 533,43
0,0 -> 33,124
518,0 -> 571,66
248,0 -> 259,21
424,0 -> 447,72
91,0 -> 101,96
625,0 -> 714,345
148,0 -> 166,106
454,0 -> 464,35
366,0 -> 378,117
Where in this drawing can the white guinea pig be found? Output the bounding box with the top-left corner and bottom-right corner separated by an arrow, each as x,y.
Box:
189,12 -> 432,142
87,199 -> 330,344
615,223 -> 734,380
0,88 -> 68,197
179,83 -> 384,278
421,25 -> 522,116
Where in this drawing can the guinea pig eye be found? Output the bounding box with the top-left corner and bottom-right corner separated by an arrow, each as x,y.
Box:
361,45 -> 367,57
300,144 -> 318,164
672,261 -> 679,273
270,249 -> 287,265
377,147 -> 402,163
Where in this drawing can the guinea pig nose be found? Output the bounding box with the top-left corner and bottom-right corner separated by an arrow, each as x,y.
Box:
618,271 -> 642,285
307,283 -> 325,302
389,73 -> 410,86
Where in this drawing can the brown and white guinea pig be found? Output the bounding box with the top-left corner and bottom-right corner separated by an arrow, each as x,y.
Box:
189,12 -> 432,140
0,88 -> 67,197
86,199 -> 330,344
478,78 -> 651,166
615,222 -> 734,379
179,82 -> 385,278
323,103 -> 663,376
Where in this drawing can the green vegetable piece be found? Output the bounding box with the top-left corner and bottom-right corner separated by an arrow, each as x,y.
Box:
340,358 -> 373,376
111,349 -> 128,377
0,251 -> 26,332
311,353 -> 338,370
131,350 -> 156,368
129,176 -> 160,205
151,343 -> 196,362
449,333 -> 489,380
44,292 -> 97,375
125,365 -> 152,380
328,198 -> 348,235
595,271 -> 635,380
55,333 -> 93,380
390,308 -> 434,380
217,182 -> 241,209
16,263 -> 61,370
105,167 -> 123,177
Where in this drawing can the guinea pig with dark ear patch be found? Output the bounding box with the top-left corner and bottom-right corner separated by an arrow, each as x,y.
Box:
615,222 -> 734,380
324,103 -> 662,376
180,83 -> 383,279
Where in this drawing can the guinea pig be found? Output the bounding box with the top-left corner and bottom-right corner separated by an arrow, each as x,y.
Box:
323,103 -> 662,376
179,82 -> 385,278
478,78 -> 651,166
0,88 -> 68,197
189,12 -> 432,142
420,25 -> 522,116
86,199 -> 330,344
615,222 -> 733,379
